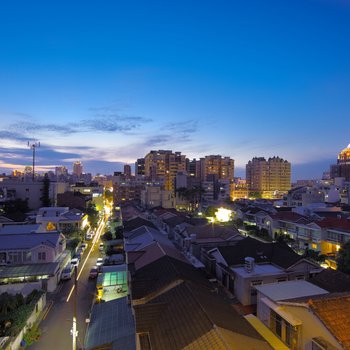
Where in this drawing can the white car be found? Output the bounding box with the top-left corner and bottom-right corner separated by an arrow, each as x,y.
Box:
96,258 -> 104,267
71,258 -> 79,268
99,243 -> 104,251
61,265 -> 74,280
80,243 -> 88,251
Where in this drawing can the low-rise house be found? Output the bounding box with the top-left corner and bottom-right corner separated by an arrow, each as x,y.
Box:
0,231 -> 68,293
148,207 -> 179,230
255,281 -> 350,350
204,237 -> 322,305
124,225 -> 169,252
266,212 -> 350,262
36,206 -> 88,232
175,224 -> 243,259
308,268 -> 350,293
130,252 -> 272,350
162,215 -> 207,240
123,216 -> 157,233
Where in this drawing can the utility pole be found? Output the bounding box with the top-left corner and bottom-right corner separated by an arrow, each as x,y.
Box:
27,141 -> 40,181
71,265 -> 78,350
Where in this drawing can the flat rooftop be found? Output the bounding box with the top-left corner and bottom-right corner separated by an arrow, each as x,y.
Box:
255,280 -> 329,301
231,263 -> 284,277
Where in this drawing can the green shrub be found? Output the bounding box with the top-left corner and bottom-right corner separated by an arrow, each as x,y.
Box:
23,325 -> 41,346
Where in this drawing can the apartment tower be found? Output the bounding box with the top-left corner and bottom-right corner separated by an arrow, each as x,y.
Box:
246,156 -> 291,197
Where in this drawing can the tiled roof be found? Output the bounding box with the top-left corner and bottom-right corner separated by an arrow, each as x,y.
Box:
0,216 -> 14,223
317,217 -> 350,232
269,211 -> 311,224
0,232 -> 61,250
310,295 -> 350,350
0,224 -> 41,234
217,237 -> 302,269
123,217 -> 157,232
309,269 -> 350,293
133,277 -> 271,350
131,256 -> 196,300
186,224 -> 240,240
128,241 -> 188,271
162,216 -> 186,227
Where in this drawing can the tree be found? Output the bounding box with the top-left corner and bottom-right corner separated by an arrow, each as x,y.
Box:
40,173 -> 51,207
2,199 -> 29,221
86,202 -> 99,228
233,218 -> 244,229
205,206 -> 217,218
336,242 -> 350,275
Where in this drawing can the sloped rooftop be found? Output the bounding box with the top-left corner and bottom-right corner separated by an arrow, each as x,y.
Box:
310,295 -> 350,350
309,269 -> 350,293
0,232 -> 62,250
123,216 -> 157,232
217,237 -> 302,269
85,297 -> 135,350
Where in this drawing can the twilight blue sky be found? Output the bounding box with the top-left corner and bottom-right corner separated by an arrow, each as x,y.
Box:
0,0 -> 350,180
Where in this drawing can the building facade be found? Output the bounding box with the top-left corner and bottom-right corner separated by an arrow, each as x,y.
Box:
246,156 -> 291,198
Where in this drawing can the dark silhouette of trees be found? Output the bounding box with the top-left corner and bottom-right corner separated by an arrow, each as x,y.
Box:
40,173 -> 51,207
337,242 -> 350,275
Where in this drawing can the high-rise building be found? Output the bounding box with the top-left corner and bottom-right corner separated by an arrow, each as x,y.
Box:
55,166 -> 68,178
200,155 -> 234,181
124,164 -> 132,177
73,161 -> 83,177
246,156 -> 291,197
144,150 -> 186,192
135,158 -> 145,178
330,144 -> 350,181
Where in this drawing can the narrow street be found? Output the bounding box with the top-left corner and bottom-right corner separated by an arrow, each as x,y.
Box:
30,219 -> 107,350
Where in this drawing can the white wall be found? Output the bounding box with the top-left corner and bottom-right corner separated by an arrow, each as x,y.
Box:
283,304 -> 342,350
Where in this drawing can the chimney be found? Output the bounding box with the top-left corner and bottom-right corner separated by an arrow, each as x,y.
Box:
245,257 -> 255,273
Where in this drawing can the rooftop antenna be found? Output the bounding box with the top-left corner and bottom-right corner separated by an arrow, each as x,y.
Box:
27,141 -> 40,181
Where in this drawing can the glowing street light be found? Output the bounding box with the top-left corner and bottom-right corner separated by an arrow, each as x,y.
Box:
215,207 -> 232,222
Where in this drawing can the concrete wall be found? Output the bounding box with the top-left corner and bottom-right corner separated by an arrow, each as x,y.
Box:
283,304 -> 342,350
31,245 -> 55,263
9,293 -> 46,350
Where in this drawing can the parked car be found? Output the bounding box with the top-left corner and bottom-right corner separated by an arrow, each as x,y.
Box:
73,253 -> 82,261
71,258 -> 79,268
61,264 -> 74,280
86,233 -> 93,240
99,243 -> 104,251
77,248 -> 84,255
96,257 -> 104,267
89,266 -> 99,279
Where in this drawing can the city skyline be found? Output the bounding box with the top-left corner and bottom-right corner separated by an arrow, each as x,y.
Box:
1,1 -> 350,179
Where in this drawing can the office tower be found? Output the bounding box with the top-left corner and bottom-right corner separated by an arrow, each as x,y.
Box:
246,156 -> 291,197
144,150 -> 186,191
330,144 -> 350,181
73,161 -> 83,177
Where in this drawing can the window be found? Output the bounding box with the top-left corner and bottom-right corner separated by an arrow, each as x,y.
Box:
38,252 -> 46,261
250,280 -> 262,296
270,310 -> 300,350
24,252 -> 32,262
276,277 -> 287,283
